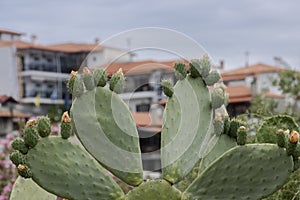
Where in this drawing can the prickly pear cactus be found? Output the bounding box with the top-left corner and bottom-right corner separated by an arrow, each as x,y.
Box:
10,177 -> 56,200
9,56 -> 299,200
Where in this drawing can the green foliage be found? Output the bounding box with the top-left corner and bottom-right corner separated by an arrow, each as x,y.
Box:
273,69 -> 300,123
263,167 -> 300,200
248,94 -> 278,117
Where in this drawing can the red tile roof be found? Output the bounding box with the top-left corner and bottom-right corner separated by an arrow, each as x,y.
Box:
0,40 -> 106,53
0,95 -> 17,104
132,112 -> 162,133
47,42 -> 104,53
226,85 -> 252,103
264,92 -> 284,99
222,63 -> 283,81
0,29 -> 23,36
132,112 -> 162,127
101,60 -> 188,75
0,110 -> 31,118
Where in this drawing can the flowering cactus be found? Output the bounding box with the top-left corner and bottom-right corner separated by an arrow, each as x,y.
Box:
9,56 -> 300,200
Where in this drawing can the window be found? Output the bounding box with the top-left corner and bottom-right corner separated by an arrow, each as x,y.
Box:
136,104 -> 150,112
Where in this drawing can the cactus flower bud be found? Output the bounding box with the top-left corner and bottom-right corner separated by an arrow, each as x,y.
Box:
204,70 -> 221,86
11,138 -> 28,154
67,71 -> 78,93
93,68 -> 107,87
109,68 -> 125,93
211,87 -> 225,109
214,113 -> 224,136
290,130 -> 299,144
37,117 -> 51,137
237,126 -> 247,145
23,125 -> 39,148
26,119 -> 36,127
17,164 -> 32,178
61,112 -> 72,139
83,67 -> 95,91
174,62 -> 187,80
161,79 -> 174,97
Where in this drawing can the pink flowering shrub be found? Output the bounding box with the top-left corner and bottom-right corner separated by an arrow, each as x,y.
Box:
0,133 -> 18,200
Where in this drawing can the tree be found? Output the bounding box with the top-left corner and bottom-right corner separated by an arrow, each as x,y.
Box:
273,69 -> 300,123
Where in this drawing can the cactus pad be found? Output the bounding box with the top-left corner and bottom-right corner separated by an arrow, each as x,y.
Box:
183,144 -> 293,200
10,177 -> 56,200
161,75 -> 213,183
24,136 -> 124,200
125,180 -> 182,200
71,86 -> 143,186
198,134 -> 237,174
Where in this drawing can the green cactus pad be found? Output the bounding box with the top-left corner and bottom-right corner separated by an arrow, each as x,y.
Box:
10,151 -> 26,166
174,62 -> 187,80
161,79 -> 174,97
83,67 -> 95,91
161,75 -> 213,183
183,144 -> 293,200
37,117 -> 51,137
257,115 -> 300,143
211,87 -> 225,109
203,69 -> 221,86
67,71 -> 77,93
109,69 -> 125,93
228,118 -> 246,138
71,87 -> 143,186
189,57 -> 211,78
26,137 -> 125,200
198,134 -> 236,174
23,126 -> 39,148
237,126 -> 247,145
60,121 -> 71,139
10,177 -> 57,200
93,68 -> 107,87
12,138 -> 28,154
125,180 -> 182,200
72,76 -> 84,97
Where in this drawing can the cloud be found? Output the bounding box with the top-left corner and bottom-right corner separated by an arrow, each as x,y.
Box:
0,0 -> 299,69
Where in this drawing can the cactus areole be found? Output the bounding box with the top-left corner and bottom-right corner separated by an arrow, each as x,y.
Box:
9,56 -> 299,200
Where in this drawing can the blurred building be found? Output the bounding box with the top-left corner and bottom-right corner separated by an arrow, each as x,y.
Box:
0,95 -> 30,136
222,63 -> 285,116
0,28 -> 133,114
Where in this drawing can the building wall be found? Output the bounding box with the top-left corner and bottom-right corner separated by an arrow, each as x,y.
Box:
0,46 -> 19,100
256,73 -> 281,94
0,33 -> 21,41
86,48 -> 132,68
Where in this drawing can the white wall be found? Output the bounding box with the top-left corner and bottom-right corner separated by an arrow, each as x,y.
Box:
86,48 -> 132,68
0,46 -> 19,100
256,73 -> 281,94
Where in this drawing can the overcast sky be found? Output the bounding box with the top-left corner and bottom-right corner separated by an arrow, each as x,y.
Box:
1,0 -> 300,70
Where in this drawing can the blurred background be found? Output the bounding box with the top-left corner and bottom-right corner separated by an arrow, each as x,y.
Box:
0,0 -> 300,198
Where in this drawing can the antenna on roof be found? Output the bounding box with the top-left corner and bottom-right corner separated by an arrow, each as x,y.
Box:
245,51 -> 249,67
30,34 -> 37,44
126,37 -> 133,61
94,37 -> 100,44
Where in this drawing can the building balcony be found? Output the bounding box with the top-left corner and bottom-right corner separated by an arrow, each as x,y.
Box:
21,70 -> 69,81
118,91 -> 158,101
21,97 -> 64,105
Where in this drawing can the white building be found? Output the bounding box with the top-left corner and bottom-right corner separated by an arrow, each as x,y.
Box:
0,29 -> 133,114
221,63 -> 285,116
